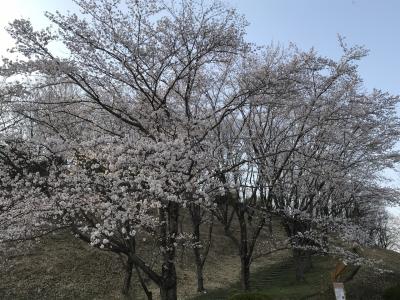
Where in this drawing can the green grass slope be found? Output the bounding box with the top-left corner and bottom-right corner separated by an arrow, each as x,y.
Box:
0,229 -> 399,300
194,248 -> 400,300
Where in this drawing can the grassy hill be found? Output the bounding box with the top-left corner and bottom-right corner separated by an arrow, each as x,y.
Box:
1,226 -> 399,300
193,248 -> 400,300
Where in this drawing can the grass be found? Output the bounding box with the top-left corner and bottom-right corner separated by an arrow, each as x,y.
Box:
0,233 -> 126,300
192,255 -> 336,300
1,224 -> 400,299
228,292 -> 272,300
344,248 -> 400,300
192,248 -> 400,300
0,228 -> 289,300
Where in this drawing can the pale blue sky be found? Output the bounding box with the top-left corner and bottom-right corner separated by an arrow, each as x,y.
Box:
1,0 -> 399,94
1,0 -> 399,214
233,0 -> 400,95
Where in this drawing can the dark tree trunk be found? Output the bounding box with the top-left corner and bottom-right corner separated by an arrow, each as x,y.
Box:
179,214 -> 186,267
237,204 -> 251,291
159,202 -> 179,300
293,248 -> 312,282
122,256 -> 134,295
194,260 -> 205,293
215,189 -> 265,292
283,220 -> 314,282
160,284 -> 177,300
304,252 -> 313,271
191,205 -> 205,292
190,204 -> 210,293
160,249 -> 177,300
159,252 -> 178,300
134,265 -> 152,300
240,255 -> 251,290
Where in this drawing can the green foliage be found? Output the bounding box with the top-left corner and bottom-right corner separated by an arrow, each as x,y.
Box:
228,292 -> 272,300
383,284 -> 400,300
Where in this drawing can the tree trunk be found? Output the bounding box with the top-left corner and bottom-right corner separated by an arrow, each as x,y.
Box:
293,249 -> 307,282
159,202 -> 179,300
122,256 -> 134,295
134,265 -> 152,300
159,253 -> 178,300
194,251 -> 205,293
240,255 -> 251,290
304,252 -> 313,272
237,204 -> 250,291
160,284 -> 177,300
160,249 -> 177,300
283,220 -> 313,282
179,214 -> 186,267
190,204 -> 206,293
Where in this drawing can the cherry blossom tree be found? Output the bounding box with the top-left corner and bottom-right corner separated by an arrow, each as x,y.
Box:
205,43 -> 400,286
0,0 -> 256,298
243,44 -> 400,280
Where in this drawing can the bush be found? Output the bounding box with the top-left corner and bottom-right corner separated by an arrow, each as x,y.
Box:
229,292 -> 272,300
383,284 -> 400,300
